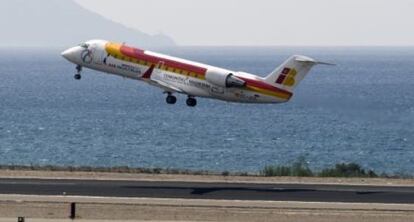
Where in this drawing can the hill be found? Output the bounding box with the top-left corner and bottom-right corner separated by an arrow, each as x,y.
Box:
0,0 -> 175,48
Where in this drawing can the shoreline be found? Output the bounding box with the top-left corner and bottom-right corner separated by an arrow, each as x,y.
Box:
0,159 -> 407,179
1,169 -> 414,187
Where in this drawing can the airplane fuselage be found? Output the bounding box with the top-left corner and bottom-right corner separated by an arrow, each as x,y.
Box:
62,40 -> 320,106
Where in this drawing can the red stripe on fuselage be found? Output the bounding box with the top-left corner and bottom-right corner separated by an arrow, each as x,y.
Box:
238,77 -> 292,97
120,45 -> 207,75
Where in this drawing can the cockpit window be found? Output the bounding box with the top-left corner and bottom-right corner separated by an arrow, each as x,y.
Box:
79,43 -> 89,48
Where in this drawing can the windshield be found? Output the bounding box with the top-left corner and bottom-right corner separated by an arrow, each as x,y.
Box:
79,43 -> 89,49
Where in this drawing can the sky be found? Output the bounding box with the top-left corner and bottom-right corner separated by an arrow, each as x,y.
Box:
75,0 -> 414,46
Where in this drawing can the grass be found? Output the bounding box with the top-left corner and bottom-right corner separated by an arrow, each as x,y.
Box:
260,157 -> 382,178
261,156 -> 313,177
319,163 -> 378,177
0,157 -> 408,179
0,164 -> 213,175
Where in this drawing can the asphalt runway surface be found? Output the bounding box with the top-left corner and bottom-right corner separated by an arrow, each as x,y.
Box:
0,178 -> 413,204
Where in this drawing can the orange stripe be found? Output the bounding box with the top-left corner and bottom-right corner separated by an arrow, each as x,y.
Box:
246,86 -> 291,100
240,77 -> 292,99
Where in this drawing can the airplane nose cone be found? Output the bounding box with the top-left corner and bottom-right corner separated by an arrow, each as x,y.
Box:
61,48 -> 70,59
61,47 -> 78,63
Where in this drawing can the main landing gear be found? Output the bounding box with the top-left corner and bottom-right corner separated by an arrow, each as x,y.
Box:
166,93 -> 177,104
186,96 -> 197,107
74,65 -> 82,80
164,93 -> 197,107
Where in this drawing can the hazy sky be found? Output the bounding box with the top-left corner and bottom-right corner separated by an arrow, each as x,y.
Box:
75,0 -> 414,46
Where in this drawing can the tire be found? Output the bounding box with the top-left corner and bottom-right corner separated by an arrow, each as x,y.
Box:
166,95 -> 177,104
186,98 -> 197,107
74,74 -> 81,80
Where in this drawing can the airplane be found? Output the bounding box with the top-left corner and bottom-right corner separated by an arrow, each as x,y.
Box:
61,40 -> 332,107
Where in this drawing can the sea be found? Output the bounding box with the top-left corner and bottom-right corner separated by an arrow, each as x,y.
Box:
0,47 -> 413,175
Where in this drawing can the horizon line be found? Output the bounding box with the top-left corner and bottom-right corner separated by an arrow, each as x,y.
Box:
2,45 -> 414,50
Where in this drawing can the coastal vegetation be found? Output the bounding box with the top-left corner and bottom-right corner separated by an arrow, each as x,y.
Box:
0,157 -> 406,178
261,157 -> 379,178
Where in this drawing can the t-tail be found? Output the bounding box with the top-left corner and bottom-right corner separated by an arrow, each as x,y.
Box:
264,55 -> 334,93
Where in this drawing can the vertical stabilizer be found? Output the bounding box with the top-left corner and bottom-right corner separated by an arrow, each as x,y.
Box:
264,55 -> 331,92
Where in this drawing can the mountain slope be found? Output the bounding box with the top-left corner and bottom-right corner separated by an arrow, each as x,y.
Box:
0,0 -> 175,48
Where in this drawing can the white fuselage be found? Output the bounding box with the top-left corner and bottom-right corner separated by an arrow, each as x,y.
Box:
62,40 -> 293,104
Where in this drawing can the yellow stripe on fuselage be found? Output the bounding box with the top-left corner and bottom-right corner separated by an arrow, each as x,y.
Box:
105,42 -> 122,57
246,85 -> 291,100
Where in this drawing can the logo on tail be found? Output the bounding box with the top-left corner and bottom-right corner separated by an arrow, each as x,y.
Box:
275,67 -> 297,86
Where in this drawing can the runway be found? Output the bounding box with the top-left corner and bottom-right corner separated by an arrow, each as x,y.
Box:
0,178 -> 414,203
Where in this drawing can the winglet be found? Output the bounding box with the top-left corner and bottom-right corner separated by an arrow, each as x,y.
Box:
315,61 -> 336,66
141,65 -> 155,79
295,56 -> 336,66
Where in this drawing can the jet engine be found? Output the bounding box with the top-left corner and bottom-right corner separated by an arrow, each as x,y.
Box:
205,69 -> 246,88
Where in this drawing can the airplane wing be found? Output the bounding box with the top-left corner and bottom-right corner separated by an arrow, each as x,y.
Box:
140,65 -> 186,94
151,78 -> 186,94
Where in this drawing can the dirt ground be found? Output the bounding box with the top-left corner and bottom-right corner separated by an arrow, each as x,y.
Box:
0,195 -> 414,222
0,170 -> 414,221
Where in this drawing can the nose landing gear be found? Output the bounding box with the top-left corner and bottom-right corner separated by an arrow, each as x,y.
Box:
74,65 -> 82,80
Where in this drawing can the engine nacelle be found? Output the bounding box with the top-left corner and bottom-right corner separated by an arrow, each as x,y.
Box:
205,69 -> 246,88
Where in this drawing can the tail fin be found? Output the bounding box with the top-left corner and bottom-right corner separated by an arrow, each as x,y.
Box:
264,55 -> 333,92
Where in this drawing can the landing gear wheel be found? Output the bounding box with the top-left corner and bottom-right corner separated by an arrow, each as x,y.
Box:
74,65 -> 82,80
74,74 -> 81,80
166,95 -> 177,104
186,97 -> 197,107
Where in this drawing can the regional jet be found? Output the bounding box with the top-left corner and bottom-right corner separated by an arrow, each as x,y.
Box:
62,40 -> 332,107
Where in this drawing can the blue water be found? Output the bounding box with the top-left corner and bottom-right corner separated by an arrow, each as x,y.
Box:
0,47 -> 413,174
